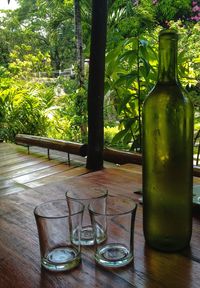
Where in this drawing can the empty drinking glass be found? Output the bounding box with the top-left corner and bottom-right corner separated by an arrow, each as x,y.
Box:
66,185 -> 107,246
34,199 -> 83,271
89,195 -> 137,268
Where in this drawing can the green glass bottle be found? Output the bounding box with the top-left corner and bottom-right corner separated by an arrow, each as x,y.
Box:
142,30 -> 194,252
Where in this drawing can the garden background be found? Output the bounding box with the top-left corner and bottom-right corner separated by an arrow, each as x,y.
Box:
0,0 -> 200,153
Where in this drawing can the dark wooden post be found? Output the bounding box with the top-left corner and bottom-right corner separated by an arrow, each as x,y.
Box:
86,0 -> 108,170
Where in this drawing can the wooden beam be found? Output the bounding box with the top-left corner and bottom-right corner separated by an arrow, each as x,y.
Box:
86,0 -> 108,171
103,147 -> 142,165
15,134 -> 87,156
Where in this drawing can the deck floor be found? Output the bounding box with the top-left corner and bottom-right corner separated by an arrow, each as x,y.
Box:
0,143 -> 92,197
1,142 -> 199,198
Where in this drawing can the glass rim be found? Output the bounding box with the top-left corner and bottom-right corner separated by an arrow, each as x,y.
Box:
34,198 -> 84,219
65,187 -> 108,201
88,195 -> 137,217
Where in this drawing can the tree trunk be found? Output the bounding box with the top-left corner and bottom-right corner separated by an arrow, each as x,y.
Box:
74,0 -> 87,142
86,0 -> 108,171
74,0 -> 84,87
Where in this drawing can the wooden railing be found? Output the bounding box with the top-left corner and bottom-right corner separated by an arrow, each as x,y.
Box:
15,133 -> 200,176
15,134 -> 87,165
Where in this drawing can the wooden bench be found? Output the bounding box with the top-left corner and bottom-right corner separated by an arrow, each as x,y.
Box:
15,134 -> 87,165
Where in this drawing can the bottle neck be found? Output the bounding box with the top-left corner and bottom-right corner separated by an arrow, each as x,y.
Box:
157,31 -> 178,83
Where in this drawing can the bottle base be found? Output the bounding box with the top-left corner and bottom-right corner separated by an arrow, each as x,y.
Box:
145,239 -> 190,252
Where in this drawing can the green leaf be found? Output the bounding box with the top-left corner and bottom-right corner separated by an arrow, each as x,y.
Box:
111,129 -> 128,144
123,131 -> 132,145
115,71 -> 138,86
119,50 -> 137,65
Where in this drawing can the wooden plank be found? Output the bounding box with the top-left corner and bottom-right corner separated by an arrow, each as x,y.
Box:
25,166 -> 89,188
0,179 -> 21,190
1,166 -> 200,287
0,157 -> 50,173
0,183 -> 27,197
0,159 -> 69,180
0,143 -> 89,195
11,166 -> 73,184
12,163 -> 86,186
0,143 -> 27,155
30,166 -> 142,201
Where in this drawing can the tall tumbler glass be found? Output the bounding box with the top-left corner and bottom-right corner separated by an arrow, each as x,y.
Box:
66,185 -> 107,246
34,199 -> 84,272
89,195 -> 137,268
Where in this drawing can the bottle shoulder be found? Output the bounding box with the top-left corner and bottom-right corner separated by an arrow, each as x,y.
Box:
144,82 -> 193,107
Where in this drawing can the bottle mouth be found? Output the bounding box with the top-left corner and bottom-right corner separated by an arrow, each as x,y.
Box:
159,29 -> 178,40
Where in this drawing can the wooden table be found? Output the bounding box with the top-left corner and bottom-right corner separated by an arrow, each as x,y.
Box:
1,163 -> 200,288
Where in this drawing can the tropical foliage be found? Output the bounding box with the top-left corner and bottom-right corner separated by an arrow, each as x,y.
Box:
0,0 -> 200,151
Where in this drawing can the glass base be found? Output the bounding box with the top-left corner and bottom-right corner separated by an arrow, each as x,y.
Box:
42,247 -> 81,271
95,243 -> 133,268
72,223 -> 106,246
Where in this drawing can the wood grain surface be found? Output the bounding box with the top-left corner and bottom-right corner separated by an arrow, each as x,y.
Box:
1,143 -> 200,288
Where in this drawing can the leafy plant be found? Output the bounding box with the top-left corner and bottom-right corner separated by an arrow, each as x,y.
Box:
1,0 -> 200,151
105,30 -> 158,151
0,78 -> 54,141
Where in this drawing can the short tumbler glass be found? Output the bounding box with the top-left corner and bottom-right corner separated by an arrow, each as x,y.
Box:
89,195 -> 137,268
34,199 -> 83,272
66,186 -> 107,246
